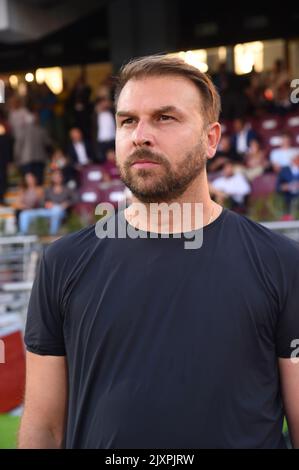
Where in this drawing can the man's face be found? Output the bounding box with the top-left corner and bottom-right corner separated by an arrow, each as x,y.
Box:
70,128 -> 82,142
223,162 -> 234,177
282,135 -> 292,148
115,75 -> 213,203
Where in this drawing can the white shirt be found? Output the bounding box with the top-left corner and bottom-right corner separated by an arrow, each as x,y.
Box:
236,129 -> 249,154
97,111 -> 115,142
74,141 -> 89,165
212,173 -> 251,203
270,148 -> 299,167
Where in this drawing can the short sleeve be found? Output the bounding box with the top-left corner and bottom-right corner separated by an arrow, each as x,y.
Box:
24,246 -> 66,356
275,244 -> 299,358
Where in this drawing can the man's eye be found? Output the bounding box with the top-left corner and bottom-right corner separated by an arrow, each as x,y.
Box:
159,115 -> 174,121
121,118 -> 134,126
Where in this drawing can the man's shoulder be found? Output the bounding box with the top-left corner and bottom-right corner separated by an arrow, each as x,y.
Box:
43,223 -> 98,264
226,210 -> 299,263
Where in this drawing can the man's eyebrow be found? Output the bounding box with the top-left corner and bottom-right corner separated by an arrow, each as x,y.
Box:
116,110 -> 136,118
116,105 -> 183,118
154,105 -> 183,115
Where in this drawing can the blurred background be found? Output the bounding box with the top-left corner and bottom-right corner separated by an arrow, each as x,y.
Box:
0,0 -> 298,447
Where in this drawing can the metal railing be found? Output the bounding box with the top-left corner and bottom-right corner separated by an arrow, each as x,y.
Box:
0,235 -> 41,327
261,220 -> 299,242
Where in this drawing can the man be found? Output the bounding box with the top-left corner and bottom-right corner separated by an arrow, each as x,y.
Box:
15,111 -> 52,185
0,115 -> 13,205
211,160 -> 251,212
276,153 -> 299,214
67,127 -> 95,168
270,132 -> 299,173
93,96 -> 116,163
19,55 -> 299,449
231,117 -> 258,159
19,169 -> 77,236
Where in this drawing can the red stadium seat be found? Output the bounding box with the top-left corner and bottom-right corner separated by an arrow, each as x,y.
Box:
259,116 -> 282,132
78,164 -> 104,188
250,173 -> 277,198
98,181 -> 127,208
284,113 -> 299,146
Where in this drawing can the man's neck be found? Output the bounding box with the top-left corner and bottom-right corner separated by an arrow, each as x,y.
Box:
124,175 -> 222,234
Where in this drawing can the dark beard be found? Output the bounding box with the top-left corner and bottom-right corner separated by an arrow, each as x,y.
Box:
117,145 -> 207,204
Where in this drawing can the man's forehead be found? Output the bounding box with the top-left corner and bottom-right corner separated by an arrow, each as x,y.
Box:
116,75 -> 202,112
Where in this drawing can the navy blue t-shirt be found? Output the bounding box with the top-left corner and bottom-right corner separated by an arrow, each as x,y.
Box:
24,208 -> 299,448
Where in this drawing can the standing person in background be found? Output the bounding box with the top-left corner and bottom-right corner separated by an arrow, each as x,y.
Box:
93,96 -> 115,163
8,95 -> 32,141
15,111 -> 52,185
36,83 -> 56,136
69,72 -> 92,139
0,113 -> 13,205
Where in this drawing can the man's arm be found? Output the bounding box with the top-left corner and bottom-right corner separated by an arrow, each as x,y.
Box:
18,352 -> 68,449
279,357 -> 299,449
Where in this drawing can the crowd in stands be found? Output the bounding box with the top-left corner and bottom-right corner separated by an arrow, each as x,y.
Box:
0,58 -> 299,236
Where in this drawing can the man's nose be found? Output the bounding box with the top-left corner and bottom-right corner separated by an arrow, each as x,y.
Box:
132,121 -> 154,147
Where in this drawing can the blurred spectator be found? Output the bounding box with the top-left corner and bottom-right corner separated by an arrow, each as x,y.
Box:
19,169 -> 77,235
69,71 -> 92,138
36,83 -> 56,134
53,80 -> 70,148
242,139 -> 269,181
8,96 -> 32,140
269,131 -> 299,173
268,59 -> 290,103
211,160 -> 251,212
50,148 -> 78,188
68,127 -> 95,168
273,82 -> 296,116
93,97 -> 115,163
231,118 -> 258,158
0,116 -> 13,205
212,62 -> 235,94
15,111 -> 52,184
276,153 -> 299,214
15,172 -> 44,230
100,148 -> 120,180
15,173 -> 44,211
208,134 -> 241,172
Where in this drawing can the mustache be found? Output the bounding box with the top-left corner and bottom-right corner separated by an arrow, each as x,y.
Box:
126,148 -> 167,166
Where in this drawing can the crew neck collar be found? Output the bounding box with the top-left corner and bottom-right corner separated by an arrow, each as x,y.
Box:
117,205 -> 227,238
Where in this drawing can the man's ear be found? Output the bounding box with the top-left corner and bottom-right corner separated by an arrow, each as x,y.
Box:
206,122 -> 221,160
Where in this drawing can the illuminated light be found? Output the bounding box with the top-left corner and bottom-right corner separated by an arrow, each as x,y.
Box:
35,69 -> 45,84
264,88 -> 274,101
234,41 -> 264,75
35,67 -> 63,94
168,49 -> 208,73
9,75 -> 18,88
218,47 -> 227,62
25,73 -> 34,82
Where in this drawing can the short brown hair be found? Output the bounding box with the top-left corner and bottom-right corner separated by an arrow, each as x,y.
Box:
114,54 -> 221,124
